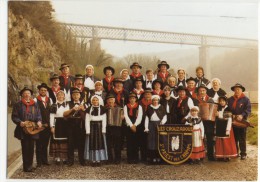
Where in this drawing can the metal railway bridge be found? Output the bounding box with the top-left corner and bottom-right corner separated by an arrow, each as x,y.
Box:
60,23 -> 258,77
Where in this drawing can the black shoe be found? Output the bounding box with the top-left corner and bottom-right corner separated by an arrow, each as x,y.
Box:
114,160 -> 121,164
80,161 -> 87,166
67,161 -> 74,166
36,163 -> 42,168
208,157 -> 216,161
24,166 -> 34,172
241,155 -> 246,160
42,162 -> 50,165
56,161 -> 61,165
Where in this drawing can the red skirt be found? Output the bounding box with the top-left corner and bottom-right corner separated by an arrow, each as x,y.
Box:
215,128 -> 237,158
190,129 -> 206,160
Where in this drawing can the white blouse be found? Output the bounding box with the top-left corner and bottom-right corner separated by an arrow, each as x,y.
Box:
50,103 -> 69,127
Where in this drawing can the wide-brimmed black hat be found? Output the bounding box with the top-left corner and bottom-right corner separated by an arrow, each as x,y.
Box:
20,86 -> 33,96
49,73 -> 60,81
59,63 -> 70,70
144,88 -> 153,94
231,83 -> 245,92
74,74 -> 84,80
186,77 -> 196,83
103,66 -> 115,75
197,84 -> 208,91
175,86 -> 187,92
152,79 -> 163,89
71,87 -> 81,94
113,78 -> 124,85
157,60 -> 169,69
218,96 -> 228,102
128,92 -> 137,99
37,83 -> 49,90
130,62 -> 142,69
106,94 -> 116,100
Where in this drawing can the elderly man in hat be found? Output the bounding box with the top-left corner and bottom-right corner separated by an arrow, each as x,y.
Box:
194,66 -> 211,89
109,78 -> 129,107
175,86 -> 195,124
59,63 -> 75,101
156,60 -> 172,85
129,62 -> 145,88
12,87 -> 42,172
207,78 -> 227,103
102,66 -> 115,93
34,83 -> 52,167
63,88 -> 87,166
71,74 -> 90,105
48,73 -> 63,104
83,64 -> 100,91
228,83 -> 251,160
196,84 -> 215,161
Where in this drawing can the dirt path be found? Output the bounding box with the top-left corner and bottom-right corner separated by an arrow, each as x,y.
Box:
10,143 -> 257,180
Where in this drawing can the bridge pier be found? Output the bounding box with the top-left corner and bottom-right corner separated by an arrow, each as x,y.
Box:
199,45 -> 211,80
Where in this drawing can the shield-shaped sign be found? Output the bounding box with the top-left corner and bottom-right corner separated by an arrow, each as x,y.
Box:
158,124 -> 193,165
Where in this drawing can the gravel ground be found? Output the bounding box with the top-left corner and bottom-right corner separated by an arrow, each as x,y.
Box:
10,143 -> 257,180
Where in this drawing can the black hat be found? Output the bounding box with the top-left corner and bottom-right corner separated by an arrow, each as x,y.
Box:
128,92 -> 137,99
197,84 -> 208,92
113,78 -> 124,85
231,83 -> 245,92
144,88 -> 153,94
152,79 -> 163,89
103,66 -> 115,75
106,94 -> 116,100
175,86 -> 187,92
186,77 -> 196,83
20,86 -> 33,96
157,60 -> 169,69
49,73 -> 60,81
218,96 -> 228,102
130,62 -> 142,69
59,63 -> 70,70
74,74 -> 84,80
37,83 -> 49,90
134,78 -> 143,84
71,87 -> 81,94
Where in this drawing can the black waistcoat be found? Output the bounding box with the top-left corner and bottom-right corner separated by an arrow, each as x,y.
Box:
36,98 -> 51,124
146,105 -> 166,121
175,97 -> 190,120
126,105 -> 139,124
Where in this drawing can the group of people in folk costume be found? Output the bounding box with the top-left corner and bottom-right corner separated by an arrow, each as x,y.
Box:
12,60 -> 252,172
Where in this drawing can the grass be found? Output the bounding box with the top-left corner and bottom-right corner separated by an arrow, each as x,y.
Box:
247,104 -> 258,145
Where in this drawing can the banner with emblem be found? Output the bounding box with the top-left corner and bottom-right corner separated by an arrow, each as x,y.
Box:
158,124 -> 193,165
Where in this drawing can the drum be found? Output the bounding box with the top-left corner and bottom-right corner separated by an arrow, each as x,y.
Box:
107,107 -> 123,126
215,118 -> 229,137
53,117 -> 68,140
198,103 -> 218,121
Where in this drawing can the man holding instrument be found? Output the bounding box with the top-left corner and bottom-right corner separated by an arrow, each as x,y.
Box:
228,83 -> 251,160
12,87 -> 42,172
63,88 -> 87,166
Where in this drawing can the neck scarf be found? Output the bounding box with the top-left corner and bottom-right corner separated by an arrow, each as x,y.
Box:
232,93 -> 245,109
127,102 -> 138,116
177,96 -> 187,107
130,72 -> 142,79
105,76 -> 114,91
159,71 -> 169,82
153,90 -> 163,96
133,88 -> 144,95
21,98 -> 35,113
37,95 -> 49,107
141,98 -> 152,111
61,74 -> 70,86
198,95 -> 209,103
113,88 -> 124,104
52,86 -> 61,94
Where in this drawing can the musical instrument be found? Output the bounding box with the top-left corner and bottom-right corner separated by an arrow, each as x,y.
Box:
198,103 -> 218,122
53,117 -> 68,140
107,107 -> 124,126
23,121 -> 48,135
232,115 -> 254,128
